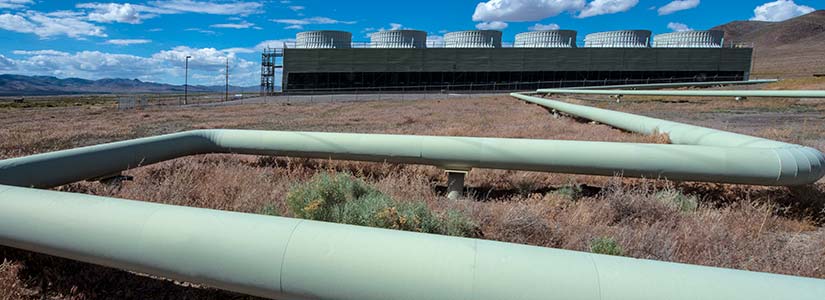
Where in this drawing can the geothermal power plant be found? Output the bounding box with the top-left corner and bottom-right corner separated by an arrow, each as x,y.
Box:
260,29 -> 746,93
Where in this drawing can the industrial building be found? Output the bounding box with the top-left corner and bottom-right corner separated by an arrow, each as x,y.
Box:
261,29 -> 753,93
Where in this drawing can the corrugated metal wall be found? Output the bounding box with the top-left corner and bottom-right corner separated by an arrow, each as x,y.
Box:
282,48 -> 752,90
285,48 -> 751,73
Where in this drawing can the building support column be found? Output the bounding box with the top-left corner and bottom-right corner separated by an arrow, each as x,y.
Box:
445,170 -> 468,200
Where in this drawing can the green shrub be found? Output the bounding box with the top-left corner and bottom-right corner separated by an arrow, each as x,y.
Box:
285,172 -> 479,237
590,237 -> 624,256
554,184 -> 583,200
655,190 -> 699,212
259,203 -> 281,216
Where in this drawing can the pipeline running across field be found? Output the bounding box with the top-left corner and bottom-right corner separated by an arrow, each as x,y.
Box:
1,80 -> 825,299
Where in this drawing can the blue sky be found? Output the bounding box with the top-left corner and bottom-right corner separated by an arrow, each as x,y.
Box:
0,0 -> 820,86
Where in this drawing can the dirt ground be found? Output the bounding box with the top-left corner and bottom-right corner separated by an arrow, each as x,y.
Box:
2,80 -> 825,299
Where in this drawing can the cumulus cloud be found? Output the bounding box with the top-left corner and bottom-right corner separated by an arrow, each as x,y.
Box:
528,23 -> 560,30
472,0 -> 638,21
473,0 -> 585,22
78,3 -> 156,24
288,5 -> 304,11
657,0 -> 699,15
751,0 -> 814,22
0,0 -> 32,9
476,21 -> 508,30
1,46 -> 261,85
271,16 -> 356,29
578,0 -> 639,18
106,39 -> 152,45
667,22 -> 692,32
0,11 -> 106,39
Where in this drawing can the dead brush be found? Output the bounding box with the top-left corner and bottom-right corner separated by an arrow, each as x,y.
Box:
3,93 -> 825,298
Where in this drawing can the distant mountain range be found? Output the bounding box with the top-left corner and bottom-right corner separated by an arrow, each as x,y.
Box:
0,74 -> 261,96
711,10 -> 825,76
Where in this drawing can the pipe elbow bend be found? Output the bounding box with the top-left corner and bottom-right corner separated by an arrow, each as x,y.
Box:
774,146 -> 825,186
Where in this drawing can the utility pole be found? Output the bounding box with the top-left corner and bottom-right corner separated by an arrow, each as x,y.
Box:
184,55 -> 191,105
225,57 -> 229,102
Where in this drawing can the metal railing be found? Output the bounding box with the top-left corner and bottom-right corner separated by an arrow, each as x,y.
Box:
279,41 -> 753,49
281,76 -> 749,94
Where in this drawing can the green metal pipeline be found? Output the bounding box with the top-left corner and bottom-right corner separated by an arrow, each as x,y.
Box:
1,183 -> 824,300
0,83 -> 824,299
568,79 -> 778,90
536,88 -> 825,98
1,129 -> 823,188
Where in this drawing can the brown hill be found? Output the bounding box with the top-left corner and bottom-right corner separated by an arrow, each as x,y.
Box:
711,10 -> 825,77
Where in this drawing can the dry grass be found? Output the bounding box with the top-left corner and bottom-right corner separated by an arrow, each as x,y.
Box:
2,94 -> 825,299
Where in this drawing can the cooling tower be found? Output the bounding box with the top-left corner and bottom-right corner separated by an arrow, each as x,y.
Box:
584,30 -> 651,48
370,30 -> 427,48
514,30 -> 577,48
444,30 -> 502,48
653,30 -> 724,48
295,30 -> 352,49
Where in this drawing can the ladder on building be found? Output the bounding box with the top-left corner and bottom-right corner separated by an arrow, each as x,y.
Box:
260,47 -> 284,96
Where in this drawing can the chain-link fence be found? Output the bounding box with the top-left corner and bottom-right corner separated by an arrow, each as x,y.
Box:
120,75 -> 753,109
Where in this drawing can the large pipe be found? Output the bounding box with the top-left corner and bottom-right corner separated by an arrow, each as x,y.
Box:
567,79 -> 778,90
1,184 -> 823,300
1,84 -> 824,299
536,88 -> 825,98
1,129 -> 823,188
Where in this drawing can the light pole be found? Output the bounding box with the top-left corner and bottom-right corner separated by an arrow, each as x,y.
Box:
225,57 -> 229,102
184,55 -> 191,105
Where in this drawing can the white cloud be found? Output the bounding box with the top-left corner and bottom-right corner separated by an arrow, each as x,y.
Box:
0,0 -> 32,9
12,49 -> 70,56
472,0 -> 639,21
0,54 -> 14,70
271,16 -> 356,29
221,47 -> 256,54
667,22 -> 692,32
149,0 -> 263,15
578,0 -> 638,18
185,27 -> 217,35
528,23 -> 560,30
288,5 -> 304,11
363,23 -> 411,38
1,46 -> 259,85
473,0 -> 585,22
0,11 -> 107,39
10,50 -> 157,79
106,39 -> 152,45
152,46 -> 235,68
751,0 -> 814,22
475,21 -> 508,30
254,39 -> 295,50
657,0 -> 699,15
210,20 -> 256,29
78,3 -> 156,24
